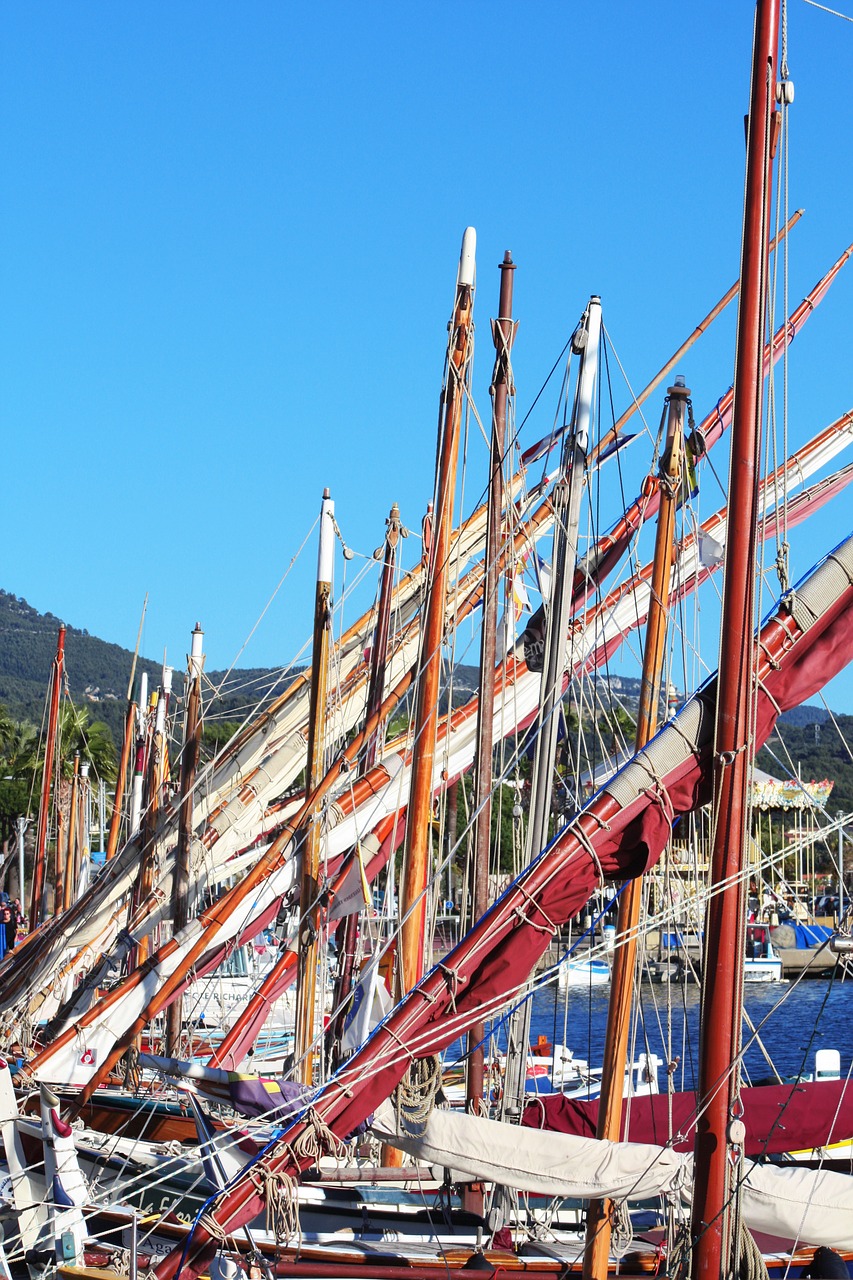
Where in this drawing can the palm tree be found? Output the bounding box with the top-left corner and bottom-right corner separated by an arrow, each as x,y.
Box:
54,704 -> 117,786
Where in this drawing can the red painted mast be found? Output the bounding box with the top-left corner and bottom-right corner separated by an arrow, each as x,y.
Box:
30,623 -> 65,928
690,0 -> 780,1274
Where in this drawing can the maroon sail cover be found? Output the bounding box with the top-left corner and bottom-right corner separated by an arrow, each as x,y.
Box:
522,1080 -> 853,1157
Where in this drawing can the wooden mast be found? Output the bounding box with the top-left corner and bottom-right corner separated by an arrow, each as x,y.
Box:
330,503 -> 403,1068
293,488 -> 335,1085
30,623 -> 65,929
398,227 -> 476,996
582,379 -> 689,1279
165,623 -> 205,1058
465,251 -> 516,1120
690,1 -> 780,1274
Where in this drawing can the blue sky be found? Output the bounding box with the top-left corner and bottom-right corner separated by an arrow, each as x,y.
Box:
3,2 -> 853,711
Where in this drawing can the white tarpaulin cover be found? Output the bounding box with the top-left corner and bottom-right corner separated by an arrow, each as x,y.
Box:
372,1103 -> 853,1251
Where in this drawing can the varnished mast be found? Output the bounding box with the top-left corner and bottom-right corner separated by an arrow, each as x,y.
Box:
583,378 -> 690,1278
690,0 -> 780,1274
330,503 -> 403,1068
465,252 -> 516,1121
294,488 -> 336,1084
398,228 -> 476,996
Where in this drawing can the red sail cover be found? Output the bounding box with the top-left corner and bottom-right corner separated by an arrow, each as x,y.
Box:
522,1081 -> 853,1157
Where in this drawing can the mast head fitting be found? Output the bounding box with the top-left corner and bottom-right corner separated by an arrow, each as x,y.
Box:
457,227 -> 477,288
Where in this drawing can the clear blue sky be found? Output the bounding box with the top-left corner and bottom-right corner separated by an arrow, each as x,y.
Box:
3,2 -> 853,709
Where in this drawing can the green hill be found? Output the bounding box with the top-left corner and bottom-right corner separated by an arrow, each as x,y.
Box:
0,590 -> 294,745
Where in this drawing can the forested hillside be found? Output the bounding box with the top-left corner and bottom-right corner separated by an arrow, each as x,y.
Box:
0,590 -> 294,745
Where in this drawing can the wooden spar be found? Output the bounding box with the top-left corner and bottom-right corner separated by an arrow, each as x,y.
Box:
330,504 -> 403,1068
165,624 -> 205,1059
106,701 -> 135,861
592,208 -> 801,463
582,380 -> 689,1280
398,228 -> 476,996
690,1 -> 780,1275
62,753 -> 81,913
30,623 -> 65,928
466,251 -> 516,1120
294,489 -> 335,1085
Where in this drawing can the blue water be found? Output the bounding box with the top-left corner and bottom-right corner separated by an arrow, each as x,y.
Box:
521,978 -> 853,1091
445,977 -> 853,1094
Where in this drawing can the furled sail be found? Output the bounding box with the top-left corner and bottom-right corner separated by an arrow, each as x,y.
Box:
370,1102 -> 853,1252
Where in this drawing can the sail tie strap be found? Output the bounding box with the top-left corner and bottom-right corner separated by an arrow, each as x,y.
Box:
756,639 -> 782,671
197,1212 -> 229,1244
512,884 -> 558,936
438,963 -> 461,1012
586,809 -> 613,832
755,678 -> 782,717
573,826 -> 606,888
383,1022 -> 418,1064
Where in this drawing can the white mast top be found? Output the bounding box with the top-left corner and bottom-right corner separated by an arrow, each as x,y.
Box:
575,295 -> 601,453
317,488 -> 335,586
457,227 -> 476,288
189,623 -> 205,679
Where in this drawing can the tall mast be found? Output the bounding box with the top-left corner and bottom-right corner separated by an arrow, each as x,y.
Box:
293,488 -> 335,1084
106,701 -> 136,861
30,623 -> 65,928
583,379 -> 689,1279
525,298 -> 601,864
398,228 -> 476,995
504,298 -> 601,1118
165,623 -> 205,1058
330,504 -> 403,1069
465,252 -> 516,1120
690,1 -> 780,1275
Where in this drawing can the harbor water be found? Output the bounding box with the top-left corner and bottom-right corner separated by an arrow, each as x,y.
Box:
520,975 -> 853,1093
